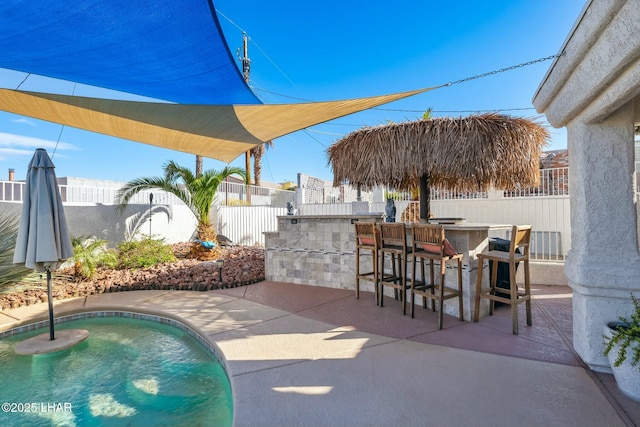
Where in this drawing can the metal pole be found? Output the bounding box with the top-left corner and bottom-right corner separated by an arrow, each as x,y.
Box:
419,173 -> 430,222
46,267 -> 55,340
149,193 -> 153,237
241,32 -> 252,204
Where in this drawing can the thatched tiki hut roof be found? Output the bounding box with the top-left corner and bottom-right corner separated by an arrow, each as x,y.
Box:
327,113 -> 549,221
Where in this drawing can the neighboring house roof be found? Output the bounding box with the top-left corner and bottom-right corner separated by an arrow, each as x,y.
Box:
540,149 -> 568,169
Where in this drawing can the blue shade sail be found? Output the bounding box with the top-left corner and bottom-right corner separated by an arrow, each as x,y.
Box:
0,0 -> 260,104
0,1 -> 434,161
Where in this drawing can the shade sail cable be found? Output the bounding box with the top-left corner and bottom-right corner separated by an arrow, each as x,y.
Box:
14,73 -> 31,90
0,53 -> 560,162
442,53 -> 565,87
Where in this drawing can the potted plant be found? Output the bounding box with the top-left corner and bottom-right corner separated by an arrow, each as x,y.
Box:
603,294 -> 640,401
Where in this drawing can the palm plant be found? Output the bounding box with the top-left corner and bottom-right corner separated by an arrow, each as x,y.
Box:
65,236 -> 118,280
115,160 -> 246,244
250,140 -> 273,186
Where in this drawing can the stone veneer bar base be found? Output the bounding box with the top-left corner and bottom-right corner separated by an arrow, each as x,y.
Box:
264,215 -> 533,322
265,214 -> 382,293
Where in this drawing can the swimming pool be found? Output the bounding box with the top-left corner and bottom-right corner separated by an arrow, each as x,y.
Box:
0,315 -> 233,427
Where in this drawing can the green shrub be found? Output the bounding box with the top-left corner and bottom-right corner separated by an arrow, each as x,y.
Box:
117,238 -> 176,269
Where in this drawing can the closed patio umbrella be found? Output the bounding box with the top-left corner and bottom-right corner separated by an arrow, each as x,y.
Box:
328,113 -> 550,220
13,148 -> 73,340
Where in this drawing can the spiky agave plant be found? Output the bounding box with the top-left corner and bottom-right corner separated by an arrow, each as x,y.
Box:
0,212 -> 39,290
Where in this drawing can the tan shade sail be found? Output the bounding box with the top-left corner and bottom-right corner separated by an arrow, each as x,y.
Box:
0,87 -> 434,163
328,113 -> 550,192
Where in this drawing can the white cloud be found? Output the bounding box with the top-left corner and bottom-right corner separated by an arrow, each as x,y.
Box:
10,118 -> 36,126
0,132 -> 78,151
0,147 -> 35,161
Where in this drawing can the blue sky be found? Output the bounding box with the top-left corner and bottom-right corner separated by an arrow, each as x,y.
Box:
0,0 -> 586,184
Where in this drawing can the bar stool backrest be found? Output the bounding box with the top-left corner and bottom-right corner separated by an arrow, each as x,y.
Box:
355,222 -> 379,248
412,224 -> 445,255
509,225 -> 532,259
379,223 -> 407,248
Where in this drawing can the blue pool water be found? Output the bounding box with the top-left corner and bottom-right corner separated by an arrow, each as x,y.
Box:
0,316 -> 233,427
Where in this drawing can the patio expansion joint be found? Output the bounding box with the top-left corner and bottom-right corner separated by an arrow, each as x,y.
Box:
137,290 -> 183,303
230,358 -> 318,379
0,311 -> 20,321
229,338 -> 402,379
404,322 -> 467,341
202,312 -> 295,339
473,317 -> 578,357
194,298 -> 245,310
289,293 -> 355,315
239,286 -> 249,298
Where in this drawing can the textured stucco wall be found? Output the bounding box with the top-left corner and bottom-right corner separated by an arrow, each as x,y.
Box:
565,104 -> 640,370
534,1 -> 640,127
1,202 -> 196,246
533,0 -> 640,371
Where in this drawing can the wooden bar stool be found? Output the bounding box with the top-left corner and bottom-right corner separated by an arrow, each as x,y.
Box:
410,223 -> 463,329
473,225 -> 532,335
378,222 -> 411,315
354,222 -> 380,303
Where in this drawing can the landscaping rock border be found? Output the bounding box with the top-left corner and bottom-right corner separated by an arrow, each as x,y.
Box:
0,245 -> 265,311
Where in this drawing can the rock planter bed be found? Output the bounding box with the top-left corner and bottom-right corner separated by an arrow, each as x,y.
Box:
0,245 -> 265,311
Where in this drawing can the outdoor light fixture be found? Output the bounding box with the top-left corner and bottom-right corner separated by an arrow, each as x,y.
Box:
215,259 -> 224,282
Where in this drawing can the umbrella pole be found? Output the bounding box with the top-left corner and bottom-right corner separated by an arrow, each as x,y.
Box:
46,266 -> 55,341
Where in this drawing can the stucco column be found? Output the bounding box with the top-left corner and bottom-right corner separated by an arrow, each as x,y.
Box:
566,101 -> 640,371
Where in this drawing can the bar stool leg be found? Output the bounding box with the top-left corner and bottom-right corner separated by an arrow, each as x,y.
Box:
473,256 -> 484,323
489,260 -> 498,316
524,258 -> 532,326
420,258 -> 427,309
372,249 -> 377,305
401,251 -> 407,315
379,251 -> 385,308
438,259 -> 446,329
392,254 -> 399,300
410,252 -> 416,318
457,258 -> 463,322
510,260 -> 518,335
355,247 -> 361,299
429,259 -> 435,311
378,250 -> 384,306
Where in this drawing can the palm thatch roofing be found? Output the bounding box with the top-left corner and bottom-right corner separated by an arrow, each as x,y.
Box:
328,113 -> 550,193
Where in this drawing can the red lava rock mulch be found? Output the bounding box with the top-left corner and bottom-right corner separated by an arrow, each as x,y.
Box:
0,245 -> 264,311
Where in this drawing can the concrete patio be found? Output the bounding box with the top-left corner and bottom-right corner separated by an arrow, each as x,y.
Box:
0,281 -> 638,426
